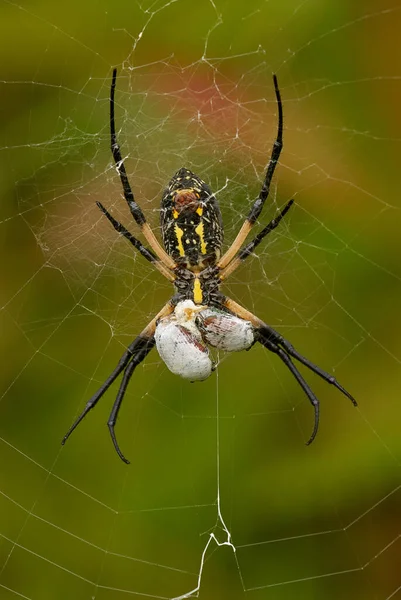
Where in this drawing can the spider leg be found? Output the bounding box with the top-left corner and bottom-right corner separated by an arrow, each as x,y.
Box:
258,324 -> 357,406
61,344 -> 134,445
110,68 -> 175,270
260,335 -> 319,444
108,339 -> 155,464
96,201 -> 175,282
217,74 -> 283,270
62,301 -> 174,456
220,296 -> 357,443
219,199 -> 294,281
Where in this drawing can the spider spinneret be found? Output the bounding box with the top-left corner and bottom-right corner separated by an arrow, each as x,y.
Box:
62,68 -> 357,464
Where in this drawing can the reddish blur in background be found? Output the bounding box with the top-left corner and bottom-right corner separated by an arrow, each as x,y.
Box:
1,1 -> 401,599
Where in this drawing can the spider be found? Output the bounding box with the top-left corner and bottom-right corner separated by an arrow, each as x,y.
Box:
62,68 -> 357,464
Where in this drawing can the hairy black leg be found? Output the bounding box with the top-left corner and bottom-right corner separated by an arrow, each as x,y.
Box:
96,202 -> 175,281
109,69 -> 175,268
107,339 -> 155,464
218,75 -> 284,269
258,325 -> 357,406
220,296 -> 357,444
248,75 -> 284,224
110,68 -> 146,228
259,336 -> 320,444
62,301 -> 174,455
62,344 -> 136,446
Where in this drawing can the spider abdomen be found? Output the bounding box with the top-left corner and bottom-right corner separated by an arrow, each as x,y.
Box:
160,168 -> 223,270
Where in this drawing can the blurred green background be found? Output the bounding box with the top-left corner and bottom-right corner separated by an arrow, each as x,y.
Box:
1,0 -> 401,598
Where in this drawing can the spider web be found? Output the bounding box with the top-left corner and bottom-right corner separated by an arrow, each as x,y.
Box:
1,0 -> 401,598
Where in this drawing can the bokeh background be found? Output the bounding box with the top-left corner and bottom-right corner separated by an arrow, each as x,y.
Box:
1,0 -> 401,598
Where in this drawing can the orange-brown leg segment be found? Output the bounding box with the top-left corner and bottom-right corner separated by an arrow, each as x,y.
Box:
222,297 -> 357,444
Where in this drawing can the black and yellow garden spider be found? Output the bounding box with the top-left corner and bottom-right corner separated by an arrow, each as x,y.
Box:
62,68 -> 357,463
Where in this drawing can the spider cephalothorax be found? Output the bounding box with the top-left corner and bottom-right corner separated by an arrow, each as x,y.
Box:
62,68 -> 357,464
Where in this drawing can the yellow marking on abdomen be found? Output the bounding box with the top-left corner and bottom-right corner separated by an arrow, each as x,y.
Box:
196,207 -> 203,216
173,209 -> 179,219
174,224 -> 185,256
193,277 -> 203,304
195,221 -> 207,255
